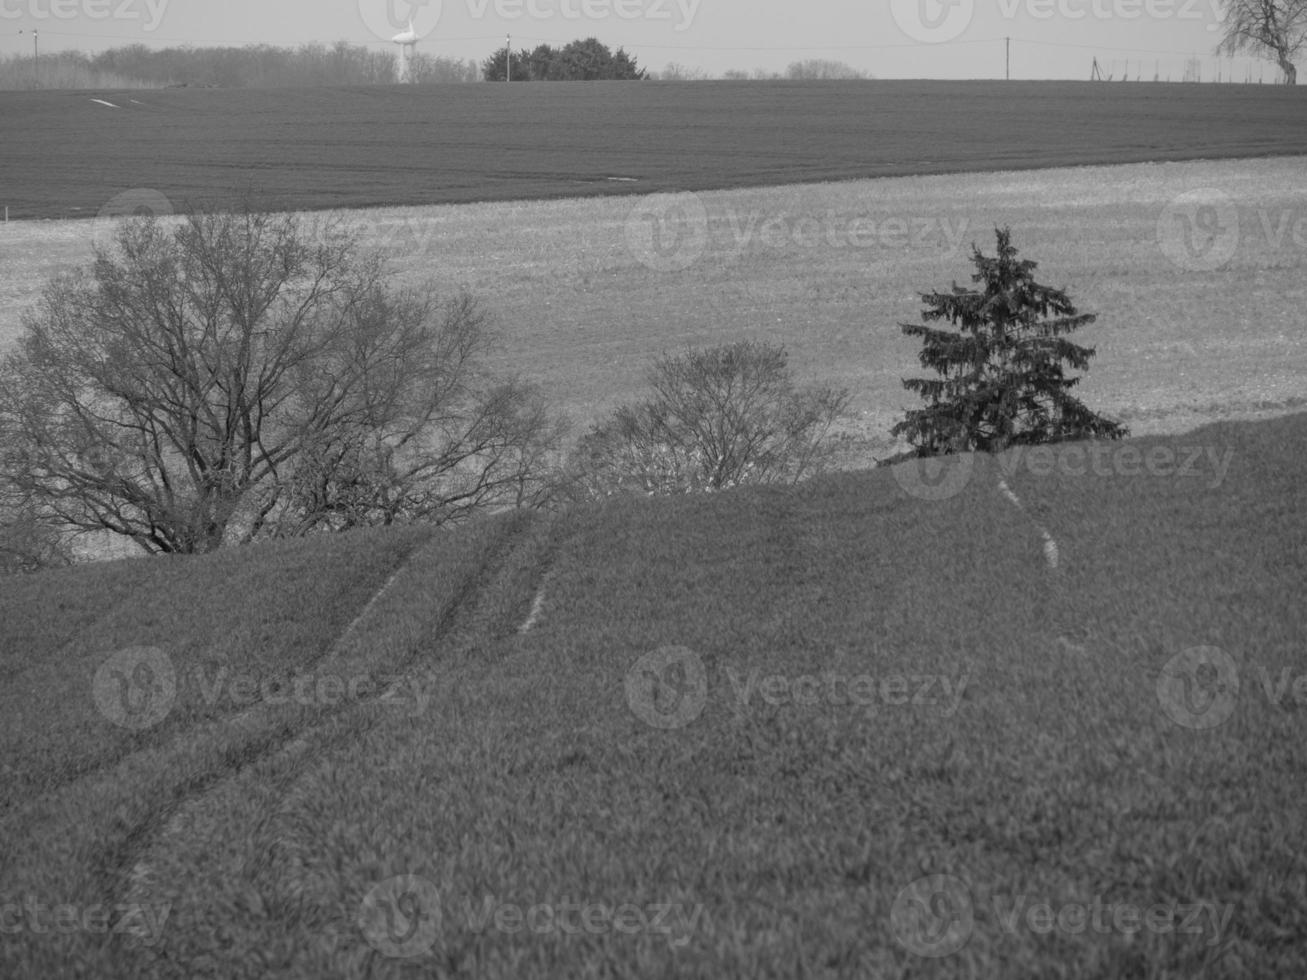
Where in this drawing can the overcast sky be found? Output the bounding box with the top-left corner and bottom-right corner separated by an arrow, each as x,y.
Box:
0,0 -> 1282,81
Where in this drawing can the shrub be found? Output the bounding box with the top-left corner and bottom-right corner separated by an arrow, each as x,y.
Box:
567,341 -> 849,499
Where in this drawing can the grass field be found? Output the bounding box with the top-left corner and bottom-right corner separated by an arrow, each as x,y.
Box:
5,155 -> 1305,463
3,80 -> 1306,977
1,81 -> 1306,220
2,413 -> 1304,978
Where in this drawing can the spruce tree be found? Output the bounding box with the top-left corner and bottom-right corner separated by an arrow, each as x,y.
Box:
891,227 -> 1127,457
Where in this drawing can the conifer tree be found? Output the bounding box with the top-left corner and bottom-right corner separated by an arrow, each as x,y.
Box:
892,228 -> 1127,456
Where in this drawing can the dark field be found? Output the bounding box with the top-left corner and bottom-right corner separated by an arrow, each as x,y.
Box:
2,80 -> 1307,219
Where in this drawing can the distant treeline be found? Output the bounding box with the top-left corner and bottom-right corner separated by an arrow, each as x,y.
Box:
0,42 -> 478,90
482,41 -> 871,82
0,40 -> 870,91
661,59 -> 874,81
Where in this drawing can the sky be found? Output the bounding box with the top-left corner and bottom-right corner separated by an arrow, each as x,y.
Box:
0,0 -> 1285,81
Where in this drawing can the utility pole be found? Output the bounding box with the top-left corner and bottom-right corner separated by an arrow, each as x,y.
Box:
1006,37 -> 1010,81
505,34 -> 511,82
19,29 -> 38,89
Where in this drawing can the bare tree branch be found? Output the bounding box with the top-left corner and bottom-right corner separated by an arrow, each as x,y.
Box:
1216,0 -> 1306,83
0,208 -> 565,554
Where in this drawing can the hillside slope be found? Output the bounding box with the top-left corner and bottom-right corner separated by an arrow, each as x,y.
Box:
2,414 -> 1305,978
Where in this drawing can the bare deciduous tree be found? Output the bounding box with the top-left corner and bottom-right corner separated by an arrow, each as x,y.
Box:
567,341 -> 849,499
0,501 -> 73,574
1216,0 -> 1306,83
0,209 -> 563,555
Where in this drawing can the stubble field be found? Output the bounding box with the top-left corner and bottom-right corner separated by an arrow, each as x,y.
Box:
3,155 -> 1305,462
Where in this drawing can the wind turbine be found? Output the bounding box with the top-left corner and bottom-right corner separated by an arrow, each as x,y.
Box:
392,18 -> 419,83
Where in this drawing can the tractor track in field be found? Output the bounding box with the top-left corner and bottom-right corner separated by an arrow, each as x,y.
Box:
2,543 -> 425,820
101,512 -> 560,938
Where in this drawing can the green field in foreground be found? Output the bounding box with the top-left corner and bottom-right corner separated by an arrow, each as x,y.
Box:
2,413 -> 1305,978
1,80 -> 1306,220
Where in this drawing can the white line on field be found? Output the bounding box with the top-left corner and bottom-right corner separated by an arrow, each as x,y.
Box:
338,563 -> 407,648
518,587 -> 547,633
997,476 -> 1059,571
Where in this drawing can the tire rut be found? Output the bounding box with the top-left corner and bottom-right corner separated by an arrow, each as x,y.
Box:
104,510 -> 554,936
